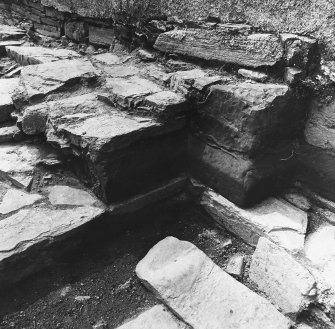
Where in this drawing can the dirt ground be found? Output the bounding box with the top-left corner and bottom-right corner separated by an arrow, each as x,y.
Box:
0,198 -> 254,329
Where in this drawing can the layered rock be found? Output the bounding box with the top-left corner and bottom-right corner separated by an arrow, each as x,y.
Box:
6,46 -> 81,66
0,78 -> 19,122
201,189 -> 308,252
22,93 -> 187,202
250,238 -> 316,317
136,236 -> 291,329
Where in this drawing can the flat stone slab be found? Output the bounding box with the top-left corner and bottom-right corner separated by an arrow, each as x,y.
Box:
6,46 -> 81,66
0,186 -> 44,215
155,24 -> 283,68
201,189 -> 308,252
48,185 -> 99,206
0,40 -> 23,56
0,125 -> 21,143
250,238 -> 316,317
92,53 -> 121,66
136,237 -> 291,329
117,305 -> 189,329
0,78 -> 19,122
0,24 -> 25,41
19,59 -> 98,99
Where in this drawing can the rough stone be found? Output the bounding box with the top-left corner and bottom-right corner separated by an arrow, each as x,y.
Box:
0,78 -> 19,122
0,40 -> 23,56
0,24 -> 25,40
65,21 -> 87,42
0,188 -> 44,215
305,224 -> 335,291
155,25 -> 283,68
136,237 -> 291,329
6,46 -> 81,65
117,305 -> 189,329
137,49 -> 156,62
196,82 -> 298,154
284,67 -> 305,84
89,26 -> 114,46
282,192 -> 311,211
193,76 -> 223,91
22,94 -> 186,203
0,142 -> 52,189
48,185 -> 98,206
250,238 -> 316,317
170,69 -> 206,93
238,69 -> 269,82
0,125 -> 21,143
0,205 -> 105,283
18,59 -> 98,100
225,254 -> 245,278
92,53 -> 121,66
201,189 -> 308,252
102,65 -> 140,78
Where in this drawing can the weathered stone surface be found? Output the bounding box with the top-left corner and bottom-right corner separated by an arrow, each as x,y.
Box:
196,82 -> 299,154
0,24 -> 25,40
92,53 -> 121,66
65,21 -> 86,42
0,125 -> 21,143
155,25 -> 283,68
89,26 -> 114,46
305,225 -> 335,291
282,192 -> 311,211
238,69 -> 268,82
193,76 -> 223,91
142,91 -> 188,118
0,188 -> 44,215
225,254 -> 245,278
0,40 -> 23,56
0,205 -> 105,283
22,94 -> 186,202
102,65 -> 140,78
0,142 -> 51,189
170,69 -> 206,93
48,185 -> 98,206
141,64 -> 172,85
0,78 -> 19,122
6,46 -> 81,66
136,237 -> 291,329
201,189 -> 308,252
18,59 -> 98,100
284,67 -> 305,84
118,305 -> 189,329
102,76 -> 162,108
189,135 -> 295,207
250,238 -> 316,317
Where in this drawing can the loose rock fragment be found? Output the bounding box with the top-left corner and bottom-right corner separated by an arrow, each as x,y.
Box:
0,78 -> 19,122
238,69 -> 269,82
136,236 -> 291,329
250,238 -> 316,317
225,254 -> 245,278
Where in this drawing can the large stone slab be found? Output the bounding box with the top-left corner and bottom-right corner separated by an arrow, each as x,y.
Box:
0,205 -> 105,284
117,305 -> 189,329
6,46 -> 81,66
196,82 -> 300,154
155,25 -> 283,68
22,94 -> 187,202
0,78 -> 20,122
200,189 -> 308,252
18,59 -> 98,100
0,142 -> 52,189
250,238 -> 316,317
136,237 -> 291,329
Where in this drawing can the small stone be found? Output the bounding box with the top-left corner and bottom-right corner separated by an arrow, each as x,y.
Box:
193,76 -> 223,91
86,45 -> 96,54
225,254 -> 245,278
137,49 -> 156,62
296,324 -> 313,329
282,192 -> 311,211
284,67 -> 305,84
0,125 -> 21,143
238,69 -> 269,82
74,296 -> 91,302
